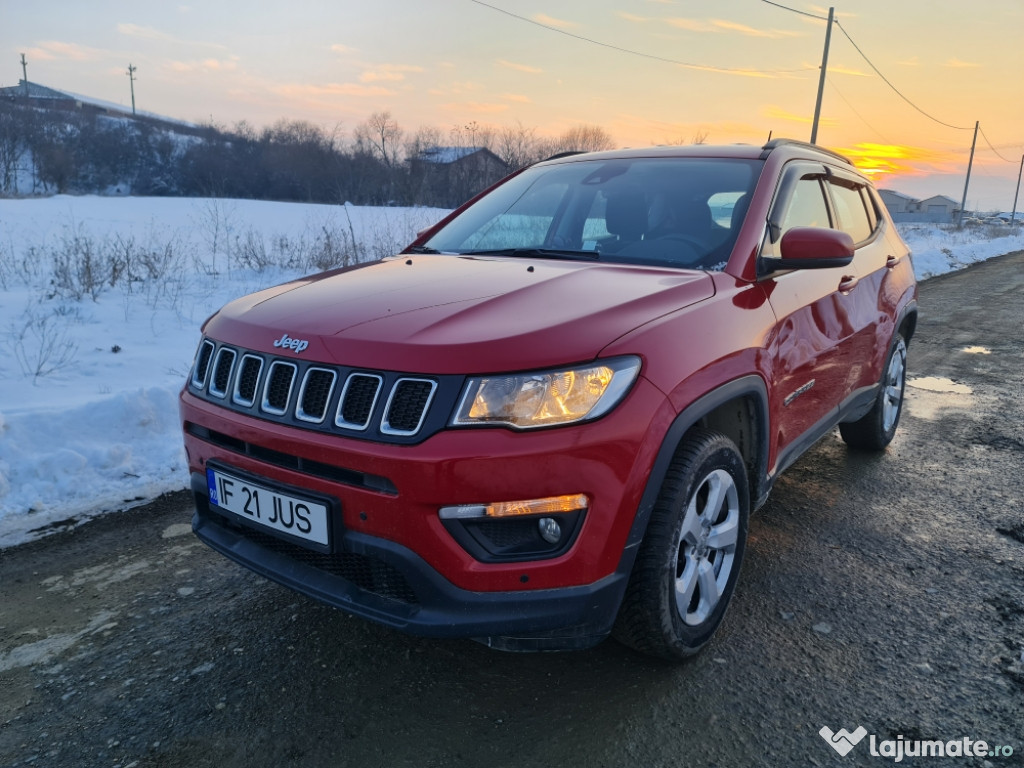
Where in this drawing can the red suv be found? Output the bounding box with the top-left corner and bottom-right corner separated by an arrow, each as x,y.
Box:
181,139 -> 917,660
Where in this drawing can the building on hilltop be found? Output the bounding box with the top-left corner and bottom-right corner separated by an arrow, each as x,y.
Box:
0,79 -> 205,137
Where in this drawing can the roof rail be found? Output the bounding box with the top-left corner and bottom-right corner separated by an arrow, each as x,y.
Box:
760,138 -> 852,166
542,150 -> 587,162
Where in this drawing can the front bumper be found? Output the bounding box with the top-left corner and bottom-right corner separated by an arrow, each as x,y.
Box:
182,377 -> 674,647
192,471 -> 628,649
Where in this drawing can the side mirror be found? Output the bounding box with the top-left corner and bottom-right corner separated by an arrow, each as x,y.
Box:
772,226 -> 854,270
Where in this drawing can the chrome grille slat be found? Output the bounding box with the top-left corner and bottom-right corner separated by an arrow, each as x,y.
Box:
296,368 -> 337,423
381,379 -> 437,436
233,354 -> 264,406
208,347 -> 237,398
191,339 -> 215,388
262,361 -> 297,415
336,373 -> 383,431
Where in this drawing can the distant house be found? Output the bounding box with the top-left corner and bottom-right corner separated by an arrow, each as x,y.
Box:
877,189 -> 961,224
917,195 -> 961,221
877,189 -> 918,215
410,146 -> 509,207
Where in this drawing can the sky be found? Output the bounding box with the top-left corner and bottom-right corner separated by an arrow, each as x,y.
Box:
2,0 -> 1023,210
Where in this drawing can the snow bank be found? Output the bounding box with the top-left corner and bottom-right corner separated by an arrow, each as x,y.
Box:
899,223 -> 1024,279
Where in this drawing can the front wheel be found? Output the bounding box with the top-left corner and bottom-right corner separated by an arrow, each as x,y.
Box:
840,333 -> 907,450
613,429 -> 750,661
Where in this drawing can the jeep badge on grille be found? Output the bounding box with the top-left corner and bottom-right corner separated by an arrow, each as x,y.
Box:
273,333 -> 309,354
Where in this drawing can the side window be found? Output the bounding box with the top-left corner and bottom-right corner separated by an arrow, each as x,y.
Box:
828,180 -> 874,244
780,177 -> 831,236
861,187 -> 879,231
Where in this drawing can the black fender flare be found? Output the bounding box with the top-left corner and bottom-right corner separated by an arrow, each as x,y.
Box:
614,375 -> 770,579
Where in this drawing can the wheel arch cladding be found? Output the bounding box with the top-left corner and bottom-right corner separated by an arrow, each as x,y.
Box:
618,375 -> 769,568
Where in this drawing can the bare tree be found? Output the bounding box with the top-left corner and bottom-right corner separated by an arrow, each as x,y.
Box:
495,121 -> 541,170
0,103 -> 29,194
353,111 -> 404,168
544,124 -> 615,156
404,124 -> 443,160
449,120 -> 495,153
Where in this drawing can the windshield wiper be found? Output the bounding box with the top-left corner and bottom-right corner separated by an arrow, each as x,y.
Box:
404,245 -> 441,254
467,247 -> 601,261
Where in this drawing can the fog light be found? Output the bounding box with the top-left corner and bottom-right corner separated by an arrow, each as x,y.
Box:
538,517 -> 562,544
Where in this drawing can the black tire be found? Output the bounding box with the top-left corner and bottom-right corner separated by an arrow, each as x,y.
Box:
839,333 -> 907,451
613,429 -> 750,661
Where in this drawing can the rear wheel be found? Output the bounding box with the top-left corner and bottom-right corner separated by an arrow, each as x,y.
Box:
614,429 -> 750,661
840,333 -> 907,450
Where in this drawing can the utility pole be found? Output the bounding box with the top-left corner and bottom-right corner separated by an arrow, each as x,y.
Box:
809,6 -> 835,145
956,121 -> 979,229
20,53 -> 28,94
126,63 -> 137,116
1011,155 -> 1023,224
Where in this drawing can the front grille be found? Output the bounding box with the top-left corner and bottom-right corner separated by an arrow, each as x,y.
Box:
297,368 -> 336,423
238,526 -> 419,605
382,379 -> 437,435
188,339 -> 453,443
209,347 -> 236,397
263,361 -> 296,414
336,374 -> 382,430
233,355 -> 263,406
186,423 -> 397,495
192,340 -> 215,388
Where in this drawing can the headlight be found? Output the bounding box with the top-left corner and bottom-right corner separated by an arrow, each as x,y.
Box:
451,356 -> 640,429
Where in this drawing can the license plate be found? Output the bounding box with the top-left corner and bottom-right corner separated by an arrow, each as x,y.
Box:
207,467 -> 330,547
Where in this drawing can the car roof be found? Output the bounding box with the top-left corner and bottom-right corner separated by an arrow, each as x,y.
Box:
537,138 -> 855,168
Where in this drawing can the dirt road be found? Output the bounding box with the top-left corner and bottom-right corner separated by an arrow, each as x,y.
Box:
2,252 -> 1023,768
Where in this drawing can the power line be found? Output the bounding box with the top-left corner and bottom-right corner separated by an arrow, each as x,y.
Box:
759,1 -> 829,22
760,0 -> 972,131
826,75 -> 894,145
468,0 -> 808,77
834,22 -> 972,131
978,124 -> 1016,163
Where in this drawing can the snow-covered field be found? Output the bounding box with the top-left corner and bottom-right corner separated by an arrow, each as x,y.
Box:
0,195 -> 1021,548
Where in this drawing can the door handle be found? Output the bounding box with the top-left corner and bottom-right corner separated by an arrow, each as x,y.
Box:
886,255 -> 900,269
838,275 -> 859,293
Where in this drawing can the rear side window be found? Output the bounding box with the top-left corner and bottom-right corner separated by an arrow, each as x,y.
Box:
828,180 -> 874,244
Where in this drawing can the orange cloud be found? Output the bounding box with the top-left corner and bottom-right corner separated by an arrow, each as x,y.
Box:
272,82 -> 396,99
763,105 -> 837,126
28,41 -> 107,62
711,19 -> 801,38
533,13 -> 576,28
497,59 -> 543,75
830,143 -> 962,179
666,18 -> 714,32
358,65 -> 424,83
442,101 -> 510,114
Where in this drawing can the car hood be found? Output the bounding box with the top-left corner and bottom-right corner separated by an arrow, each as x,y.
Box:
205,255 -> 715,373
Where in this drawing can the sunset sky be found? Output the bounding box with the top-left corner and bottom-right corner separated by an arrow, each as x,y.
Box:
4,0 -> 1022,209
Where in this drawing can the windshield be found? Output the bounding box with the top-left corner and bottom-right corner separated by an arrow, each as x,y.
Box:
422,157 -> 762,270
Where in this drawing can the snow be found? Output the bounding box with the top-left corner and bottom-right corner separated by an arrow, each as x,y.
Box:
0,195 -> 446,547
1,195 -> 1021,549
